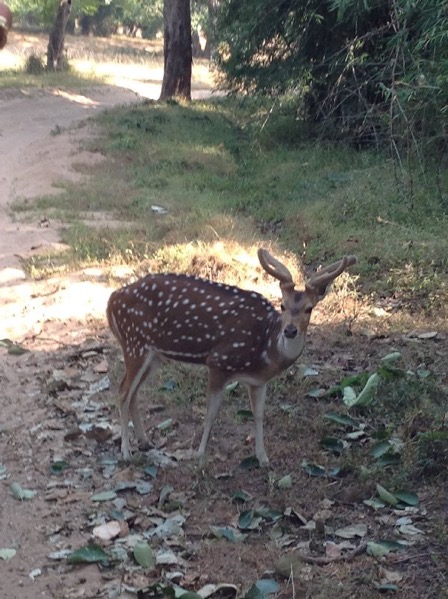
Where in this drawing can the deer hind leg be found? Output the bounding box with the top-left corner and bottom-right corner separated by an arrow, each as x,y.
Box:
119,349 -> 159,459
197,369 -> 228,464
248,384 -> 269,466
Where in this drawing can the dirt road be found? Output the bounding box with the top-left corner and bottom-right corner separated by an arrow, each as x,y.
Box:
0,85 -> 141,278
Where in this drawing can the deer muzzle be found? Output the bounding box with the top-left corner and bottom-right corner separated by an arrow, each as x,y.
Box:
283,324 -> 298,339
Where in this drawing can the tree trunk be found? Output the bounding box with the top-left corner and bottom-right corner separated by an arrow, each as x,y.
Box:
47,0 -> 72,70
160,0 -> 192,100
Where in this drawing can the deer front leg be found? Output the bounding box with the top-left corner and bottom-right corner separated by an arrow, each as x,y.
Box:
120,350 -> 157,459
248,383 -> 269,466
198,370 -> 227,464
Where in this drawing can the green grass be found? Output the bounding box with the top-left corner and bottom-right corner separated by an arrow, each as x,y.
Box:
16,95 -> 447,315
0,66 -> 106,90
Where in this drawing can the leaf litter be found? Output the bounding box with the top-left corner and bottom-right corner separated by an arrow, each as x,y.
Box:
1,328 -> 446,598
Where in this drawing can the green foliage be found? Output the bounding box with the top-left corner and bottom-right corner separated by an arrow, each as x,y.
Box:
417,431 -> 448,477
324,354 -> 448,484
9,0 -> 207,43
9,0 -> 102,26
215,0 -> 448,186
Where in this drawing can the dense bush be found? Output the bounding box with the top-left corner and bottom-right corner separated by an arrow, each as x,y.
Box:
215,0 -> 448,178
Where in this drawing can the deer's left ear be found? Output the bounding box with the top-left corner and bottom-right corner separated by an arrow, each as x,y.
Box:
306,281 -> 331,303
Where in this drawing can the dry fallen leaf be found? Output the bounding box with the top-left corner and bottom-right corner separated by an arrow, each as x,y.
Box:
379,566 -> 404,584
93,359 -> 109,373
93,520 -> 122,541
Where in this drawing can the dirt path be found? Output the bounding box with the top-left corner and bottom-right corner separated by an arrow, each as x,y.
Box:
0,85 -> 141,278
0,83 -> 142,597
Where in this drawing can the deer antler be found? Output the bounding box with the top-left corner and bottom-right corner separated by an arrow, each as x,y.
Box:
306,256 -> 357,292
257,248 -> 295,292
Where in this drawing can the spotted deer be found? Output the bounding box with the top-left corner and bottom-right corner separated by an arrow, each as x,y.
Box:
107,249 -> 356,465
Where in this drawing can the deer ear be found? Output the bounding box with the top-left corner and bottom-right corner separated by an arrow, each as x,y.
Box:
305,281 -> 331,304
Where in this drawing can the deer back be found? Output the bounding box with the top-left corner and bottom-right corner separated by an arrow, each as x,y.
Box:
107,273 -> 281,372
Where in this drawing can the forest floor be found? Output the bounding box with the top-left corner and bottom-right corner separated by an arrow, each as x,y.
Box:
0,32 -> 447,599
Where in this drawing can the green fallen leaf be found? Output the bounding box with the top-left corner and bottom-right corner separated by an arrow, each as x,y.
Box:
342,386 -> 357,406
90,490 -> 117,502
51,460 -> 70,475
134,542 -> 154,569
226,381 -> 239,393
67,544 -> 109,564
0,548 -> 16,561
239,456 -> 260,470
303,366 -> 319,376
376,484 -> 398,506
135,480 -> 153,495
161,379 -> 177,391
306,388 -> 326,398
157,418 -> 173,431
244,578 -> 281,598
277,474 -> 293,489
255,506 -> 283,522
319,437 -> 344,455
363,498 -> 386,510
355,373 -> 380,405
335,523 -> 368,539
416,369 -> 431,379
346,430 -> 367,440
370,441 -> 393,459
394,491 -> 419,506
235,409 -> 254,423
301,460 -> 340,478
0,465 -> 8,482
10,482 -> 36,500
143,465 -> 158,479
380,352 -> 402,365
341,372 -> 370,389
346,373 -> 380,407
367,542 -> 393,558
238,510 -> 263,530
367,540 -> 407,557
376,454 -> 401,467
231,490 -> 253,503
209,526 -> 247,543
374,583 -> 399,592
0,338 -> 29,356
324,411 -> 360,428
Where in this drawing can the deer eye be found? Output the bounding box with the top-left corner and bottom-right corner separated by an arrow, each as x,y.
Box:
280,303 -> 285,312
305,306 -> 313,315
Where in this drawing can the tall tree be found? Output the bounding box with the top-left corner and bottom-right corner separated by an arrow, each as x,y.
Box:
160,0 -> 192,100
47,0 -> 72,70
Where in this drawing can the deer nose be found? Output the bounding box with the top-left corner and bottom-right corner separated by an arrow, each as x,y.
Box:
284,324 -> 298,339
